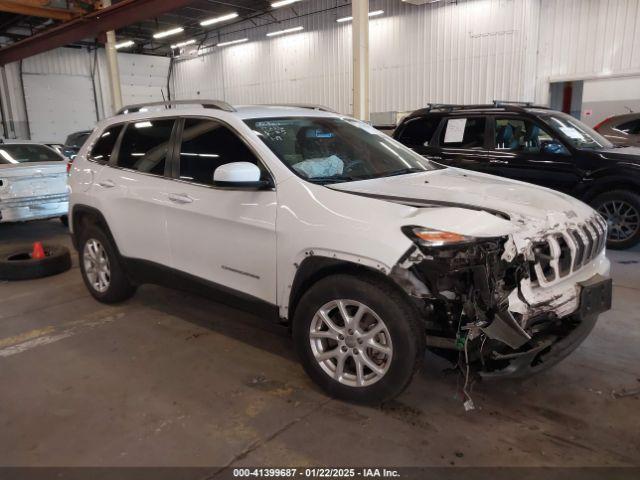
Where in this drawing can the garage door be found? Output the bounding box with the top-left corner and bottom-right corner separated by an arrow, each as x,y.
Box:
22,73 -> 97,143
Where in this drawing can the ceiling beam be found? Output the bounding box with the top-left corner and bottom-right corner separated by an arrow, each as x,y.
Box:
0,0 -> 197,64
0,1 -> 79,21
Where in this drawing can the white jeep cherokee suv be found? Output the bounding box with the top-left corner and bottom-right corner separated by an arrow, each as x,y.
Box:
69,100 -> 612,404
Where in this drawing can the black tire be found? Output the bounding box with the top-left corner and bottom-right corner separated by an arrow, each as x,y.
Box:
78,225 -> 137,303
292,274 -> 425,405
60,215 -> 69,227
0,244 -> 71,281
590,190 -> 640,250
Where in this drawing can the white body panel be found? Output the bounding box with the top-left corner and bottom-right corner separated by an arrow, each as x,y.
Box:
69,104 -> 610,321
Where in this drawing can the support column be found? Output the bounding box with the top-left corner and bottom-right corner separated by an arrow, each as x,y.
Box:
352,0 -> 369,121
102,0 -> 122,114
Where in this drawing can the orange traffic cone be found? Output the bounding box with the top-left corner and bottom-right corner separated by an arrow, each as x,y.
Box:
31,242 -> 46,260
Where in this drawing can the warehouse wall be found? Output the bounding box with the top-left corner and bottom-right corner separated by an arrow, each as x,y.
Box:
171,0 -> 541,114
0,47 -> 170,142
172,0 -> 640,116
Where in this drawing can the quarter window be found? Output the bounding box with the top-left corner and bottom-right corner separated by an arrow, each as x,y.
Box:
89,125 -> 123,163
616,119 -> 640,135
117,119 -> 175,175
178,119 -> 262,186
439,117 -> 486,148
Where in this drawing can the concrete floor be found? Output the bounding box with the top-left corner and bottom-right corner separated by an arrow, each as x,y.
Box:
1,219 -> 639,468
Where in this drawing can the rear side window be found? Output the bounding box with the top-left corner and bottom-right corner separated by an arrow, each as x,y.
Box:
0,144 -> 62,164
117,119 -> 175,175
439,117 -> 486,148
397,117 -> 441,147
89,125 -> 123,163
178,119 -> 261,186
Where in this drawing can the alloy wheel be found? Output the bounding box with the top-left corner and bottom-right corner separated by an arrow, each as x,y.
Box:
309,299 -> 393,387
83,239 -> 111,293
597,200 -> 640,243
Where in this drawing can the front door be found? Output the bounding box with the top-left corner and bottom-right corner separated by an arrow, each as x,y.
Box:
164,118 -> 278,304
435,116 -> 491,172
485,115 -> 581,193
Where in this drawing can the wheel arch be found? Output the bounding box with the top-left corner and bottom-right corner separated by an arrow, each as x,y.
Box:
286,255 -> 410,324
71,204 -> 120,255
581,174 -> 640,203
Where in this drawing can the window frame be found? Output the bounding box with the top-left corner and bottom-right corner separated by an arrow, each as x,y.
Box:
396,115 -> 444,148
169,116 -> 276,191
487,113 -> 571,156
434,115 -> 490,149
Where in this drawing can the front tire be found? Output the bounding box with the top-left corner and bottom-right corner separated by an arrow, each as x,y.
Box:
79,226 -> 137,303
293,274 -> 425,405
591,190 -> 640,250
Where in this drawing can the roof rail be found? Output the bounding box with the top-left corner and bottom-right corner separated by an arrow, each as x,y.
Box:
116,99 -> 236,115
493,100 -> 551,110
263,103 -> 338,113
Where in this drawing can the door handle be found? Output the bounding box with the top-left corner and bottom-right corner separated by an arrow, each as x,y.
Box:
425,155 -> 442,161
168,193 -> 194,204
489,159 -> 508,164
98,180 -> 116,188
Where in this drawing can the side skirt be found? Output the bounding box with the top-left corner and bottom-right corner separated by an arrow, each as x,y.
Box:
123,257 -> 282,324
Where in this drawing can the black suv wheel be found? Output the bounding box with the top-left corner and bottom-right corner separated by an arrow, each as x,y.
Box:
591,190 -> 640,250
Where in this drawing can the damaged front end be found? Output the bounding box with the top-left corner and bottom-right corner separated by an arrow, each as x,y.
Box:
391,220 -> 612,378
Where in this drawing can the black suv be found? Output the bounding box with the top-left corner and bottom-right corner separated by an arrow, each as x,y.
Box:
393,102 -> 640,249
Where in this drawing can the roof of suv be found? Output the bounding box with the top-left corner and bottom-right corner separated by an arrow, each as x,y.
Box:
402,102 -> 554,121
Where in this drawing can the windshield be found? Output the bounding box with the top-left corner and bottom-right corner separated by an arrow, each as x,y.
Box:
0,144 -> 63,164
544,112 -> 613,150
245,116 -> 439,183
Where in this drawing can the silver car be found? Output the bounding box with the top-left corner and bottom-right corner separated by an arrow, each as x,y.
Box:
0,142 -> 69,224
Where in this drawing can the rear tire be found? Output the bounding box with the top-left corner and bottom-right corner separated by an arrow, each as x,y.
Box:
591,190 -> 640,250
293,274 -> 425,405
60,215 -> 69,227
79,226 -> 136,303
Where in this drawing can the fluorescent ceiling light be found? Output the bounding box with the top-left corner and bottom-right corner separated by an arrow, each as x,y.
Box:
336,10 -> 384,22
171,39 -> 196,49
153,27 -> 184,39
271,0 -> 302,8
115,40 -> 134,49
217,38 -> 248,47
200,12 -> 238,26
266,26 -> 303,37
135,121 -> 152,128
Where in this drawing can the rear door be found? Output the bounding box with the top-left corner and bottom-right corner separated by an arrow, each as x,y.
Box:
164,117 -> 277,303
93,118 -> 176,264
435,116 -> 491,172
484,115 -> 581,193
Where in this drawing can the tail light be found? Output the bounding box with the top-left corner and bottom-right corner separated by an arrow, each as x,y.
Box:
66,159 -> 74,174
593,117 -> 611,131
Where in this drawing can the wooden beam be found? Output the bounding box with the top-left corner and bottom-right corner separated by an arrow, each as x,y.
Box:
0,0 -> 197,64
0,1 -> 78,21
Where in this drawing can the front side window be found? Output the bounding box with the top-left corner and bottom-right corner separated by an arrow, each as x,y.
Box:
544,112 -> 613,150
117,119 -> 175,175
0,144 -> 63,164
494,117 -> 566,154
439,117 -> 486,149
245,116 -> 438,184
397,117 -> 441,147
89,125 -> 123,163
178,119 -> 263,186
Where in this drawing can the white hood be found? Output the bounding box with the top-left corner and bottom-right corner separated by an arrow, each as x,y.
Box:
331,168 -> 595,236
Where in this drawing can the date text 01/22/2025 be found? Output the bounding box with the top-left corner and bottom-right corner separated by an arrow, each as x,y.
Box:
232,468 -> 401,478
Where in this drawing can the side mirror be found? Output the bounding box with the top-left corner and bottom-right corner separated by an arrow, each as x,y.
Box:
213,162 -> 271,189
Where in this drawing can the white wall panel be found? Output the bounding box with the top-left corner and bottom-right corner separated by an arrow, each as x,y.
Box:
536,0 -> 640,101
172,0 -> 541,114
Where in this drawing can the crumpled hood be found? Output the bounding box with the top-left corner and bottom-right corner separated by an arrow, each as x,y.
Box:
331,168 -> 595,234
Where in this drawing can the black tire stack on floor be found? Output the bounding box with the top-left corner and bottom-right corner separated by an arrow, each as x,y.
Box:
0,245 -> 71,281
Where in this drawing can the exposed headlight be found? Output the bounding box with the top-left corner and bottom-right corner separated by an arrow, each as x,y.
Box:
403,226 -> 476,247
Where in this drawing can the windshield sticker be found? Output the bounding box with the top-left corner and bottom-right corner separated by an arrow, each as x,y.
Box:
444,118 -> 467,143
559,126 -> 585,140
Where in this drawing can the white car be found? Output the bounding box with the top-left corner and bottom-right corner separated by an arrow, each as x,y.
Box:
68,101 -> 612,404
0,141 -> 69,224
